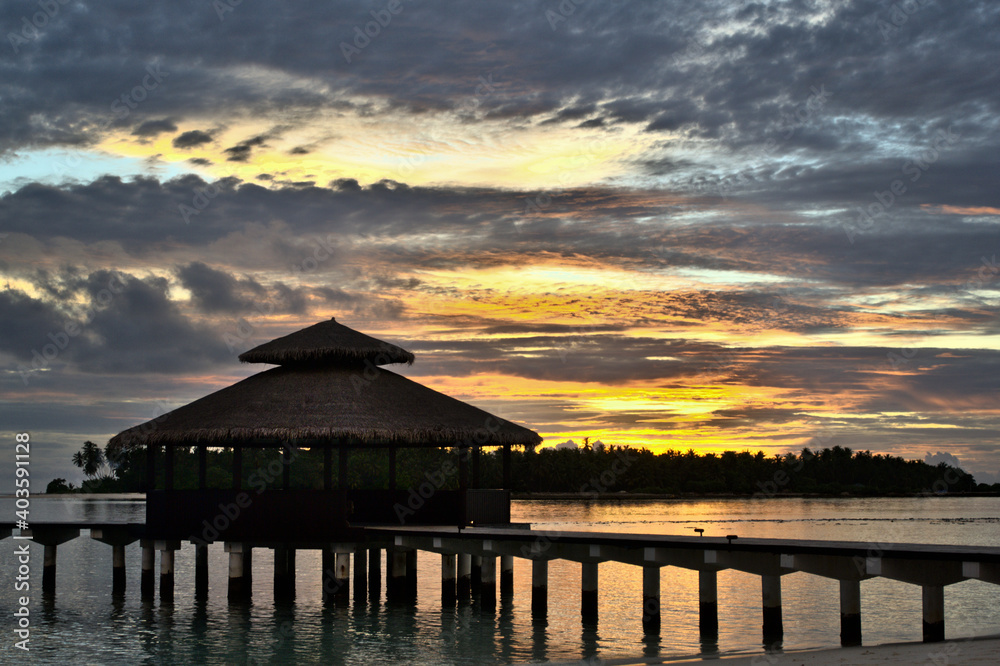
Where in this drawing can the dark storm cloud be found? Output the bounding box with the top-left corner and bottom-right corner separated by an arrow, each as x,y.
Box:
132,118 -> 178,137
172,130 -> 214,149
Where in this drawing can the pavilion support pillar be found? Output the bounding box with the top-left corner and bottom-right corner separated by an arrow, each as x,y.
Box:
472,446 -> 481,488
389,448 -> 397,490
233,446 -> 243,490
581,562 -> 598,622
42,544 -> 57,596
323,447 -> 333,491
157,540 -> 180,603
226,542 -> 250,602
388,550 -> 407,601
500,555 -> 514,596
531,559 -> 548,618
353,545 -> 367,603
164,445 -> 174,491
457,553 -> 472,598
274,546 -> 296,602
141,539 -> 155,600
198,446 -> 207,490
762,574 -> 783,643
112,544 -> 127,597
195,543 -> 209,601
458,446 -> 469,527
335,551 -> 351,600
441,554 -> 457,604
642,565 -> 660,635
923,585 -> 945,643
368,548 -> 381,603
480,555 -> 497,609
840,579 -> 862,646
405,549 -> 418,600
145,444 -> 158,492
699,570 -> 719,638
502,443 -> 512,490
472,555 -> 482,594
244,547 -> 253,592
339,447 -> 350,523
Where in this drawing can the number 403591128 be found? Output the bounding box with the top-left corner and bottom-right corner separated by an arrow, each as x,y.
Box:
15,432 -> 30,523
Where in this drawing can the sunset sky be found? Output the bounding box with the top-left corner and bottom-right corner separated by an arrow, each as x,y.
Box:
2,1 -> 999,489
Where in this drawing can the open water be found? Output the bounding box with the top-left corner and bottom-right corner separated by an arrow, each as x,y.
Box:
1,496 -> 998,664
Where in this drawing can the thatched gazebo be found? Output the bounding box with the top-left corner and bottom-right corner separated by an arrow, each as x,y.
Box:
111,317 -> 541,542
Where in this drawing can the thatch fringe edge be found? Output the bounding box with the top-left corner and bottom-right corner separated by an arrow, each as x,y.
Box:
238,346 -> 415,366
110,425 -> 541,448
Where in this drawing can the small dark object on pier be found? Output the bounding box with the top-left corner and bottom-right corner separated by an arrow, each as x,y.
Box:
693,528 -> 704,536
726,534 -> 738,545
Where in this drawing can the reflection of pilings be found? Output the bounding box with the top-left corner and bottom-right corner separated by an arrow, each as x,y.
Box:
500,555 -> 514,596
368,548 -> 381,603
441,553 -> 457,604
457,553 -> 472,599
642,565 -> 660,634
481,555 -> 497,609
141,539 -> 155,600
840,579 -> 861,646
532,559 -> 548,618
923,585 -> 945,643
195,543 -> 209,601
762,574 -> 783,643
353,545 -> 367,602
581,562 -> 598,622
699,570 -> 718,638
273,546 -> 295,602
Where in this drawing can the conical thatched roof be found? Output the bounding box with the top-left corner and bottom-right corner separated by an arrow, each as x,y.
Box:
111,319 -> 540,449
238,317 -> 414,366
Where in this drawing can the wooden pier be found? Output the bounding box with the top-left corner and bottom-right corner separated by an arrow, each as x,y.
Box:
5,521 -> 999,647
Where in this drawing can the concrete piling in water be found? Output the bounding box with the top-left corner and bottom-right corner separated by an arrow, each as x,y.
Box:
922,585 -> 945,642
226,542 -> 249,602
642,565 -> 660,634
500,555 -> 514,596
581,562 -> 599,622
388,550 -> 407,600
43,544 -> 57,595
335,551 -> 351,600
699,569 -> 719,638
195,543 -> 209,601
158,542 -> 177,603
353,545 -> 367,603
243,547 -> 253,594
762,574 -> 783,643
90,527 -> 136,598
441,553 -> 457,604
481,555 -> 497,609
471,555 -> 483,594
273,546 -> 296,602
141,539 -> 156,600
112,544 -> 127,596
457,553 -> 472,598
532,559 -> 548,618
405,549 -> 418,599
840,579 -> 862,646
368,548 -> 381,603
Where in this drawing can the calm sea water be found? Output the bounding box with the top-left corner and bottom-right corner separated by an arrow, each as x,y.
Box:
1,497 -> 998,664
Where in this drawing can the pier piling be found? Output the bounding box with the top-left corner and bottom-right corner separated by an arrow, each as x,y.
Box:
388,549 -> 407,600
335,551 -> 351,600
195,543 -> 209,600
141,539 -> 156,600
762,574 -> 783,643
273,546 -> 296,602
922,585 -> 945,642
112,544 -> 127,596
581,562 -> 599,622
642,565 -> 660,634
531,559 -> 548,618
43,544 -> 57,595
406,549 -> 418,599
226,542 -> 249,602
481,555 -> 497,608
457,553 -> 472,598
353,545 -> 367,602
158,541 -> 178,603
840,579 -> 862,646
442,553 -> 457,604
699,569 -> 719,637
500,555 -> 514,596
368,548 -> 381,603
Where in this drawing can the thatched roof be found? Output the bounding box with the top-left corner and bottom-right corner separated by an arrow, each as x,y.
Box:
110,362 -> 541,449
238,317 -> 414,366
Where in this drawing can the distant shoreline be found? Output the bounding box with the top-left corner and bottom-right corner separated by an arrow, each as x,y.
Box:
512,490 -> 1000,500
